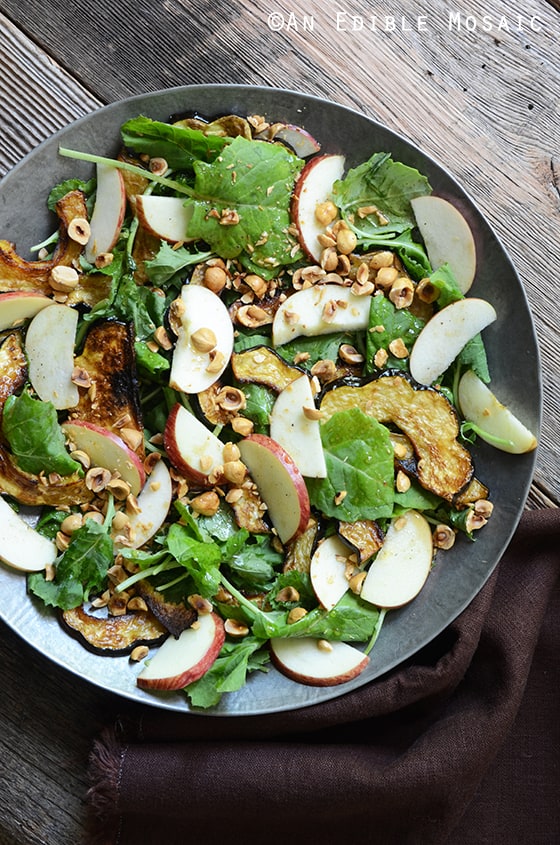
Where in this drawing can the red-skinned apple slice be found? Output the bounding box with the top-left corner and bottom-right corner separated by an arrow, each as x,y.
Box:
269,374 -> 327,478
85,163 -> 126,263
25,303 -> 79,409
291,153 -> 345,262
272,283 -> 371,347
0,292 -> 52,331
115,459 -> 173,549
255,123 -> 321,158
458,369 -> 538,454
135,195 -> 194,243
310,534 -> 351,610
163,403 -> 225,485
360,510 -> 433,609
270,636 -> 369,686
62,420 -> 146,496
411,195 -> 477,293
238,433 -> 310,544
409,297 -> 497,386
136,611 -> 225,690
169,284 -> 234,394
0,495 -> 57,572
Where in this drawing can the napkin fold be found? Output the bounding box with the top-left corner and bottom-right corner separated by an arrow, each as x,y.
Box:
88,508 -> 559,845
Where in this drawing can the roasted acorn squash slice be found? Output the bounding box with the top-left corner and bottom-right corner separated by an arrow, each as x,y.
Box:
320,373 -> 473,501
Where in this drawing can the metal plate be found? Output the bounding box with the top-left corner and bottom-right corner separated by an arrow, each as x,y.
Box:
0,84 -> 541,715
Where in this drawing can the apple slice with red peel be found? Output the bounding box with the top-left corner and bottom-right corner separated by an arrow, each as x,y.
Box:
458,369 -> 538,454
169,284 -> 234,394
310,534 -> 352,610
269,374 -> 327,478
238,433 -> 310,544
270,636 -> 369,687
411,195 -> 477,293
272,283 -> 371,347
85,163 -> 126,263
0,292 -> 52,331
256,123 -> 321,158
360,510 -> 433,609
116,459 -> 173,549
291,153 -> 345,262
409,297 -> 497,386
164,403 -> 225,485
25,303 -> 79,409
135,195 -> 194,243
136,611 -> 225,690
62,420 -> 146,496
0,495 -> 57,572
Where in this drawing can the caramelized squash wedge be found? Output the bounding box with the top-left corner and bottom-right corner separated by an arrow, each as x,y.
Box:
283,516 -> 319,573
231,346 -> 304,393
0,442 -> 93,506
61,605 -> 167,656
136,580 -> 197,639
69,320 -> 144,458
338,519 -> 384,565
320,373 -> 473,501
0,191 -> 88,295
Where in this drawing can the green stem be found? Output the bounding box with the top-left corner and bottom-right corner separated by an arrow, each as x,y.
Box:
58,147 -> 194,197
364,607 -> 386,655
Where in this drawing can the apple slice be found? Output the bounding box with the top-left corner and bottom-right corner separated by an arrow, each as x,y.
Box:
272,283 -> 371,347
291,153 -> 346,262
0,292 -> 52,331
0,495 -> 57,572
25,303 -> 79,409
458,369 -> 538,454
360,510 -> 433,609
135,194 -> 194,243
116,459 -> 173,549
136,611 -> 225,690
169,284 -> 234,394
62,420 -> 146,496
411,195 -> 477,293
255,123 -> 321,158
310,534 -> 352,610
163,403 -> 224,485
270,636 -> 369,686
238,433 -> 310,544
409,297 -> 497,385
269,374 -> 327,478
85,163 -> 126,263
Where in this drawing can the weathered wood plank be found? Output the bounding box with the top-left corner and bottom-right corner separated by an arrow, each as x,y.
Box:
0,16 -> 102,177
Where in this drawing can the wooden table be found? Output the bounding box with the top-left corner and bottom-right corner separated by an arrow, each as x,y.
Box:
0,1 -> 558,842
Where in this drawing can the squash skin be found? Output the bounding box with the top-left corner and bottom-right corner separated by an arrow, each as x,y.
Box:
320,372 -> 474,502
60,605 -> 167,656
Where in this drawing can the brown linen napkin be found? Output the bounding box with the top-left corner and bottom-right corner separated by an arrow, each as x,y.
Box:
88,508 -> 559,845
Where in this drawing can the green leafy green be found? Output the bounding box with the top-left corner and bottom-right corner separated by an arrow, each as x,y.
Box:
427,263 -> 464,308
121,116 -> 229,171
48,177 -> 96,212
334,152 -> 432,238
185,637 -> 270,709
144,242 -> 214,286
184,136 -> 303,275
366,293 -> 425,373
227,534 -> 284,590
28,516 -> 114,610
2,392 -> 81,476
363,228 -> 432,280
306,408 -> 394,521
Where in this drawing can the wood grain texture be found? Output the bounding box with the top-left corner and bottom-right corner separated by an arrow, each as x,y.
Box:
0,2 -> 558,842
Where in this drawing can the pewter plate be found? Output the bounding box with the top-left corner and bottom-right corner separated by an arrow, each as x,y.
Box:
0,85 -> 541,715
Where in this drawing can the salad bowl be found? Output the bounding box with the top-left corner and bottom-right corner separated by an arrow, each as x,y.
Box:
0,85 -> 540,715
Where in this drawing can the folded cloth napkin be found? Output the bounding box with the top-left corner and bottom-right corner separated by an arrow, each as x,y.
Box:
88,508 -> 559,845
